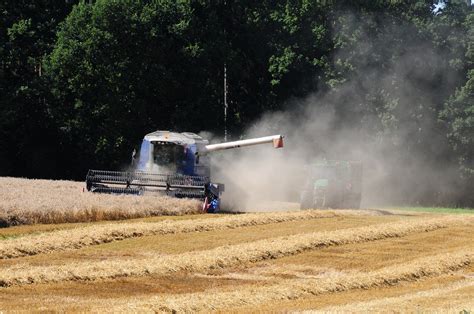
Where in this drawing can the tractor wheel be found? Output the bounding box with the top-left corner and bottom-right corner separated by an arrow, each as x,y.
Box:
300,189 -> 313,210
313,195 -> 326,209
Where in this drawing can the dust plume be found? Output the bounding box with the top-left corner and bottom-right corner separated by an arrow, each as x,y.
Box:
211,11 -> 469,211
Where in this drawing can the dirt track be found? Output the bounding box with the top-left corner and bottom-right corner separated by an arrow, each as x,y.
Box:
0,207 -> 472,312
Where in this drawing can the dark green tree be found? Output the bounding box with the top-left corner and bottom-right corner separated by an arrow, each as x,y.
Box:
220,1 -> 333,133
46,1 -> 226,175
307,0 -> 472,205
0,0 -> 76,177
440,10 -> 474,179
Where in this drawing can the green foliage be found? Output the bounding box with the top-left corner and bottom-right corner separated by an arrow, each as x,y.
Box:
439,9 -> 474,179
45,1 -> 226,172
0,0 -> 77,177
441,68 -> 474,177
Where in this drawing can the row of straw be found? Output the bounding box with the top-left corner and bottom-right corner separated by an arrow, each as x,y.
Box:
0,216 -> 465,287
0,210 -> 338,259
145,249 -> 474,312
316,278 -> 474,312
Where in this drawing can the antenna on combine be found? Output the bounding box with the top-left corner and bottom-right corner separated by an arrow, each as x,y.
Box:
223,0 -> 228,142
224,63 -> 228,142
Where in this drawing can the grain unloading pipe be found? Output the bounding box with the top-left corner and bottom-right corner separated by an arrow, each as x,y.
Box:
200,135 -> 284,155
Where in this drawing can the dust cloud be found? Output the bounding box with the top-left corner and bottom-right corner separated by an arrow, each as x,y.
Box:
212,97 -> 460,211
210,13 -> 467,211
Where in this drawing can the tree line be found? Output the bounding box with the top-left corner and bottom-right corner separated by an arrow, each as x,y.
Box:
0,0 -> 472,206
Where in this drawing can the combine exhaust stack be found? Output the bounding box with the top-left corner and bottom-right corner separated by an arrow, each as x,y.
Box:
85,131 -> 283,212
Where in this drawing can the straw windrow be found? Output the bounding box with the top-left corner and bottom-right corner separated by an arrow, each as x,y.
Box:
146,250 -> 473,312
315,278 -> 474,312
0,210 -> 338,259
0,216 -> 466,287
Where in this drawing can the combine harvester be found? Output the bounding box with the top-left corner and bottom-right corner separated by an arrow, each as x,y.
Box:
86,131 -> 284,212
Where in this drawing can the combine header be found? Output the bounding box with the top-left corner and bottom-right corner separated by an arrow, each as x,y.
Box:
86,131 -> 284,212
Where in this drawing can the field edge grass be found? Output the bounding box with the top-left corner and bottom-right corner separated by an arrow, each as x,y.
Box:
390,207 -> 473,214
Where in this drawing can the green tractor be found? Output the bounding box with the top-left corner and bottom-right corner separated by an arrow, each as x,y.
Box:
300,160 -> 362,209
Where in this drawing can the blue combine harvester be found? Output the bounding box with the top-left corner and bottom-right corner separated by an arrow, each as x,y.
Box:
86,131 -> 284,212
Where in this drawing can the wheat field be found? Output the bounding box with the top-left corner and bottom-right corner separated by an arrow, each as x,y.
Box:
0,177 -> 473,312
0,177 -> 201,226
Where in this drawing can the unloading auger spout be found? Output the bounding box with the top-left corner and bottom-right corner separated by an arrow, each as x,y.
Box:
199,135 -> 284,155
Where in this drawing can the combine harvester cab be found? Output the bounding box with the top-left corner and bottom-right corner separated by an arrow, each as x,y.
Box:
86,131 -> 284,212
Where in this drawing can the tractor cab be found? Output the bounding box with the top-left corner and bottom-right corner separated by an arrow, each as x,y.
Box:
300,160 -> 362,209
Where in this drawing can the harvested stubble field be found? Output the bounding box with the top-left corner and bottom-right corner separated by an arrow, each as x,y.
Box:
0,178 -> 473,312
